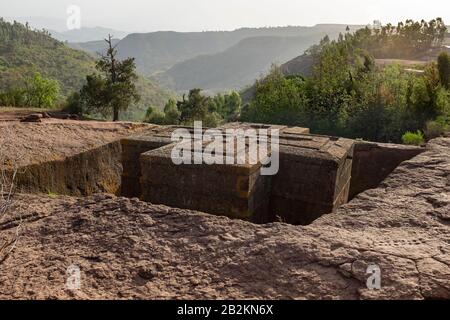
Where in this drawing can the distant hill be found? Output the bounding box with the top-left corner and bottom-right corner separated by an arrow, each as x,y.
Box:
77,24 -> 358,93
112,25 -> 363,78
156,35 -> 321,93
280,53 -> 315,77
5,16 -> 68,32
68,38 -> 121,56
51,27 -> 129,43
6,17 -> 129,42
279,26 -> 450,78
0,19 -> 173,120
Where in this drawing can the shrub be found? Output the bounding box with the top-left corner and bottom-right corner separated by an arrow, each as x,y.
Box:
163,99 -> 181,125
425,116 -> 449,139
144,106 -> 166,124
0,88 -> 27,107
438,52 -> 450,88
402,130 -> 425,146
24,72 -> 60,108
64,92 -> 84,115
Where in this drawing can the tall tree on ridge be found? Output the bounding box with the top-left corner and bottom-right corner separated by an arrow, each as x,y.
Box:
81,34 -> 140,121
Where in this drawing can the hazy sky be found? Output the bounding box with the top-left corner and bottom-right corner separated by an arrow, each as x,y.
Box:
2,0 -> 449,32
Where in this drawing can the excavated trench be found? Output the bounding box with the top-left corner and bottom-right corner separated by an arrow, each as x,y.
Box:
13,136 -> 425,226
14,141 -> 123,196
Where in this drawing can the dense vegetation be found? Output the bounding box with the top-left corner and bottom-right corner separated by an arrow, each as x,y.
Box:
240,19 -> 450,143
149,19 -> 449,144
0,18 -> 95,99
0,19 -> 173,120
145,89 -> 241,127
0,72 -> 60,108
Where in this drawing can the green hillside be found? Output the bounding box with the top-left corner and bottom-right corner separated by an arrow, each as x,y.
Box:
242,19 -> 449,104
68,38 -> 121,57
240,18 -> 450,144
120,76 -> 176,121
0,19 -> 174,120
0,19 -> 95,97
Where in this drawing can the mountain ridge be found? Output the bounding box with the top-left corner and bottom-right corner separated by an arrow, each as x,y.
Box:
113,24 -> 363,77
79,24 -> 360,93
51,27 -> 129,43
156,34 -> 322,93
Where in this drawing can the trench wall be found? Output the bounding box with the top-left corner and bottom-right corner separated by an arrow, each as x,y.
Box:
349,141 -> 425,199
14,141 -> 123,196
121,138 -> 172,198
11,129 -> 427,226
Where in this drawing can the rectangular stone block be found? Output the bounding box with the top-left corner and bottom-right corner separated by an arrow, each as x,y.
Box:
119,123 -> 354,226
270,133 -> 354,224
139,137 -> 271,222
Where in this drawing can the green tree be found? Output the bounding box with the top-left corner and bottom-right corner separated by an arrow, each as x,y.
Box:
163,99 -> 181,124
438,52 -> 450,89
218,91 -> 242,121
144,106 -> 166,124
79,74 -> 108,116
80,35 -> 140,121
177,89 -> 213,124
64,91 -> 84,115
0,88 -> 27,107
241,66 -> 308,126
24,72 -> 60,108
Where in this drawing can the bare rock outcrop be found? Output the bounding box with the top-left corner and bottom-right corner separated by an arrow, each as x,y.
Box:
0,122 -> 154,168
0,138 -> 449,299
0,122 -> 156,196
20,113 -> 42,123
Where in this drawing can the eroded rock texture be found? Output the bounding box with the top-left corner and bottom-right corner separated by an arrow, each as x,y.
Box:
0,121 -> 153,196
0,138 -> 449,300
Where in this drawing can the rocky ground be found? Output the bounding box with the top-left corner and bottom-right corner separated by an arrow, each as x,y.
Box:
0,136 -> 448,299
0,120 -> 153,168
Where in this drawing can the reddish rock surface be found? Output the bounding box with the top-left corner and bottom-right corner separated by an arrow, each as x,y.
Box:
0,121 -> 154,168
0,138 -> 449,299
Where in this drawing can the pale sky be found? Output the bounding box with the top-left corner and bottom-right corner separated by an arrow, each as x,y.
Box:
2,0 -> 449,32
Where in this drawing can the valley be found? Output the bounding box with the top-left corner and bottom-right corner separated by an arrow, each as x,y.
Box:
71,24 -> 363,92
